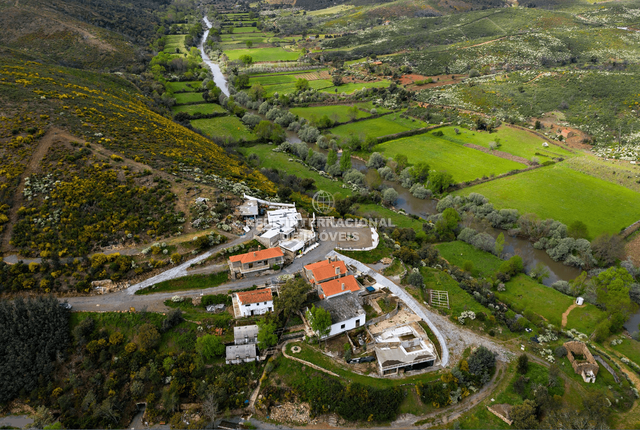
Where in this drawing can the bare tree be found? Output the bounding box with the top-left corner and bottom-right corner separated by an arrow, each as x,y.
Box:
202,392 -> 219,429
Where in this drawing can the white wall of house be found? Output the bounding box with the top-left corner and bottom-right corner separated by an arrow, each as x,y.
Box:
239,300 -> 274,317
324,314 -> 365,338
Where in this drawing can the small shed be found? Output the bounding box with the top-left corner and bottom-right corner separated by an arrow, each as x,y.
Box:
576,297 -> 584,306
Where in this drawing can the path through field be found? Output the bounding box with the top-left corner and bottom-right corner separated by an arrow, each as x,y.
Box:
561,303 -> 580,328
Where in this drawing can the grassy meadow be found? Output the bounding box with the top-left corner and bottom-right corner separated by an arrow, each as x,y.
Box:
191,116 -> 256,141
290,104 -> 371,123
171,103 -> 226,115
329,114 -> 429,139
225,47 -> 301,62
174,91 -> 205,105
435,241 -> 503,277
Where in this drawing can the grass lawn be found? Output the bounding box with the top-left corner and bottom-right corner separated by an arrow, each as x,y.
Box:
564,304 -> 608,335
454,163 -> 640,237
497,274 -> 573,326
191,116 -> 256,141
354,203 -> 425,237
171,103 -> 226,115
610,337 -> 640,365
339,241 -> 391,264
240,144 -> 351,196
328,114 -> 429,139
248,74 -> 298,86
225,47 -> 301,62
263,79 -> 333,97
163,34 -> 187,54
320,80 -> 392,94
166,81 -> 203,92
375,133 -> 526,183
135,271 -> 229,295
434,125 -> 575,161
435,241 -> 503,277
290,104 -> 371,123
420,267 -> 491,316
174,91 -> 205,105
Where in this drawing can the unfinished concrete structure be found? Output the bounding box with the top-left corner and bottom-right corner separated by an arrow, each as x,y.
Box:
487,404 -> 513,426
564,340 -> 599,383
372,324 -> 439,376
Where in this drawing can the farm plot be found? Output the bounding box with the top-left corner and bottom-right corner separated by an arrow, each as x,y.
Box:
166,81 -> 202,92
435,125 -> 575,162
163,34 -> 187,54
248,74 -> 298,86
191,116 -> 256,141
435,241 -> 503,277
294,70 -> 332,80
375,133 -> 526,183
174,92 -> 205,105
171,103 -> 226,115
240,144 -> 351,196
454,163 -> 640,237
263,80 -> 333,97
328,114 -> 429,139
225,47 -> 301,62
290,104 -> 372,123
320,80 -> 392,94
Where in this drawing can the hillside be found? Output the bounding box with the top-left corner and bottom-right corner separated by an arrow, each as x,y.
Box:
0,0 -> 166,70
0,48 -> 274,258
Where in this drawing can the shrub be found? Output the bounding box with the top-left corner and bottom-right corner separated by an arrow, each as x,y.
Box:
196,335 -> 225,360
137,324 -> 160,350
382,188 -> 399,205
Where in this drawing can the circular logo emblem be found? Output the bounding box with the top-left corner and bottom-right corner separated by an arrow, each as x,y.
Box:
312,190 -> 335,214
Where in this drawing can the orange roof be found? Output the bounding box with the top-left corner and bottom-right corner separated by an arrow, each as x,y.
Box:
236,289 -> 273,305
319,275 -> 360,298
229,247 -> 283,264
304,259 -> 347,283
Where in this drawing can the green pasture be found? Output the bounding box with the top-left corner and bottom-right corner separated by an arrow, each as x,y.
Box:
328,114 -> 429,139
240,144 -> 351,196
354,203 -> 425,237
263,80 -> 333,97
171,103 -> 226,115
375,133 -> 526,183
225,47 -> 301,62
420,267 -> 491,316
435,241 -> 503,277
174,92 -> 205,105
191,116 -> 256,141
290,104 -> 372,123
163,34 -> 187,54
166,81 -> 202,92
249,74 -> 298,86
610,337 -> 640,365
565,304 -> 608,335
454,163 -> 640,237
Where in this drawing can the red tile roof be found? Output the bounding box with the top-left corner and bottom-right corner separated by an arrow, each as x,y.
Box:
229,247 -> 283,264
236,289 -> 273,305
319,275 -> 360,298
304,259 -> 347,283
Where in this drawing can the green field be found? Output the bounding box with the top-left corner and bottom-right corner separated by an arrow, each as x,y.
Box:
610,337 -> 640,365
263,80 -> 333,97
320,80 -> 392,94
376,133 -> 526,183
434,125 -> 575,162
565,304 -> 608,335
497,274 -> 574,327
435,241 -> 503,277
420,267 -> 491,315
354,203 -> 425,237
329,114 -> 429,139
166,81 -> 203,92
171,103 -> 226,115
225,47 -> 301,62
454,163 -> 640,237
191,116 -> 256,141
248,74 -> 298,86
290,104 -> 371,123
240,144 -> 352,196
174,91 -> 205,105
229,26 -> 261,33
163,34 -> 187,54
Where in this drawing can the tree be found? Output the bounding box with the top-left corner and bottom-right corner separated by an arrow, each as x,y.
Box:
467,346 -> 495,376
239,55 -> 253,66
366,152 -> 386,169
591,233 -> 625,266
306,304 -> 332,339
295,78 -> 310,92
594,267 -> 634,318
235,74 -> 250,88
332,74 -> 343,86
138,324 -> 160,350
335,198 -> 353,216
326,149 -> 338,169
254,121 -> 285,143
435,207 -> 461,239
196,334 -> 225,360
366,169 -> 382,189
245,40 -> 253,48
347,105 -> 359,121
339,150 -> 352,172
202,392 -> 218,429
510,400 -> 539,429
383,188 -> 399,205
517,354 -> 529,374
407,271 -> 424,288
494,232 -> 505,256
411,162 -> 430,183
257,319 -> 278,349
567,220 -> 589,239
429,171 -> 454,193
394,154 -> 408,172
274,277 -> 311,318
249,83 -> 265,100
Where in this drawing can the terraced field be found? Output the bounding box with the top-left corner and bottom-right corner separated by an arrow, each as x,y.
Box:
174,92 -> 205,104
171,103 -> 226,115
225,47 -> 301,62
329,114 -> 429,139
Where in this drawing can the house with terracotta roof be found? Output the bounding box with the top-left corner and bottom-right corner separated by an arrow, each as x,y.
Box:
229,247 -> 284,277
318,275 -> 361,299
234,289 -> 273,317
304,258 -> 347,284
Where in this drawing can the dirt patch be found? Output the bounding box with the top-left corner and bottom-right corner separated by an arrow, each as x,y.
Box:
401,73 -> 466,89
531,114 -> 592,150
561,303 -> 582,328
625,233 -> 640,266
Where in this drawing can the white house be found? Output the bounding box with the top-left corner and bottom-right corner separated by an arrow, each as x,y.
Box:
310,292 -> 366,339
234,289 -> 273,317
234,324 -> 259,345
225,344 -> 258,364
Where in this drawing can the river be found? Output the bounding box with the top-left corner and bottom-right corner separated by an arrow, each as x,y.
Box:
199,17 -> 229,97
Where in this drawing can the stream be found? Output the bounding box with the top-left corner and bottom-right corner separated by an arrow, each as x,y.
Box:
200,17 -> 229,97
